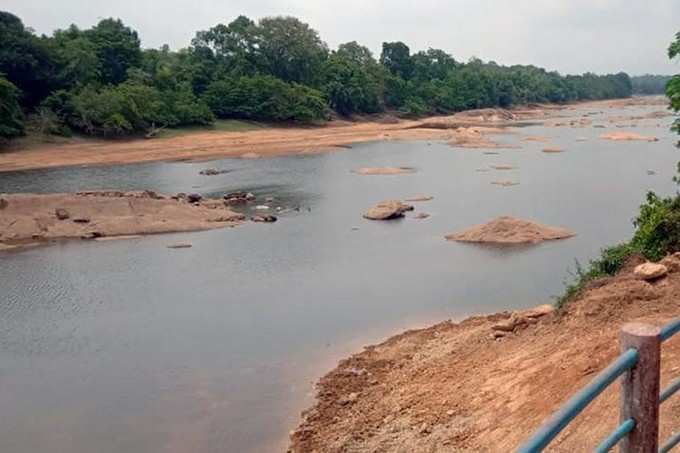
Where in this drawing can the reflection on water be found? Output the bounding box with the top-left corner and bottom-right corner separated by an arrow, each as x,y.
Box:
0,104 -> 677,453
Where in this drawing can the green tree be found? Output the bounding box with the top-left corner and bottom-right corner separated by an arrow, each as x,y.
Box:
0,76 -> 24,139
192,15 -> 259,76
51,25 -> 101,87
256,16 -> 328,85
85,18 -> 142,85
0,11 -> 57,107
380,41 -> 412,80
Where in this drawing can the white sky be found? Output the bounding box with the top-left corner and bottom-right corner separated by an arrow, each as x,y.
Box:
5,0 -> 680,75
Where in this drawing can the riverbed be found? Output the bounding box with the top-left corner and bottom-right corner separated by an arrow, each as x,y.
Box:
0,101 -> 677,452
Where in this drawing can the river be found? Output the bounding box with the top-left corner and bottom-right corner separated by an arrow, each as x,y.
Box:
0,101 -> 677,452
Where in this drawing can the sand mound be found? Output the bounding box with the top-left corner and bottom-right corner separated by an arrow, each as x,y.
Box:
522,136 -> 550,142
600,131 -> 659,142
542,147 -> 564,153
0,191 -> 245,248
404,195 -> 433,202
445,216 -> 575,244
354,167 -> 415,175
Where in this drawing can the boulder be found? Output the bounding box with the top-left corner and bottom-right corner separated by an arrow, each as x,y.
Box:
72,217 -> 90,223
364,200 -> 414,220
187,193 -> 203,203
0,198 -> 7,210
634,262 -> 668,281
413,212 -> 430,220
55,208 -> 70,220
251,215 -> 277,223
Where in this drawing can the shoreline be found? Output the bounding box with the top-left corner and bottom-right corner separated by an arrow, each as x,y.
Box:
0,97 -> 664,174
287,255 -> 680,452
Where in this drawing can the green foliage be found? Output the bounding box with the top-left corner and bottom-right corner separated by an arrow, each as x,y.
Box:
0,76 -> 24,139
0,10 -> 641,139
256,16 -> 328,85
203,76 -> 326,122
631,74 -> 672,95
321,55 -> 383,115
0,11 -> 57,107
84,18 -> 142,85
380,42 -> 413,80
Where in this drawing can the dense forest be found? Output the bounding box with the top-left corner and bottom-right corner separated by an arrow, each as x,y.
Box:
631,74 -> 673,94
1,11 -> 635,141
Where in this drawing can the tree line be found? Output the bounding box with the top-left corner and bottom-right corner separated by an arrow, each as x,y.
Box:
631,74 -> 673,95
1,11 -> 635,141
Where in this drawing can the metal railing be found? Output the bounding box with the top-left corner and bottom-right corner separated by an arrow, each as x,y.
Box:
518,318 -> 680,452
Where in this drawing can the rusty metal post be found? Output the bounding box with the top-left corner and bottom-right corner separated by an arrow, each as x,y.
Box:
620,322 -> 661,453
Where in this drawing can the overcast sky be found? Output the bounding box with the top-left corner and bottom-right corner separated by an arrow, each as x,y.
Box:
4,0 -> 679,75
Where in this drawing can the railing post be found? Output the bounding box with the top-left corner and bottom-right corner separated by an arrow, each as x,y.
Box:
620,322 -> 661,453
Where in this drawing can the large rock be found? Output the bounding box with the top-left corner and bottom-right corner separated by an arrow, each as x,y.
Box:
364,200 -> 414,220
634,262 -> 668,281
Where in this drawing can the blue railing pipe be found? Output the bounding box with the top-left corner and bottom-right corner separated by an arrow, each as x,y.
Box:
517,348 -> 639,452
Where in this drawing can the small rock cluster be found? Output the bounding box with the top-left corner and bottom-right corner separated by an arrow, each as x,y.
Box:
491,304 -> 554,338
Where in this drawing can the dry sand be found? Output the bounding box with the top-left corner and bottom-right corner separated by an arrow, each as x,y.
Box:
600,131 -> 660,142
0,191 -> 244,248
354,167 -> 415,175
445,216 -> 575,244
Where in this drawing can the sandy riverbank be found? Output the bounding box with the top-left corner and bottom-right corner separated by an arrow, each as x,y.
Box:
288,254 -> 680,452
0,191 -> 245,250
1,97 -> 665,174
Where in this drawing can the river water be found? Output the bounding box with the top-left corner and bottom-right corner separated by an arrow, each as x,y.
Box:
0,102 -> 677,453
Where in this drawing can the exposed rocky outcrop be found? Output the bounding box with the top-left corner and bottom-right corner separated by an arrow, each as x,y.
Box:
0,191 -> 245,249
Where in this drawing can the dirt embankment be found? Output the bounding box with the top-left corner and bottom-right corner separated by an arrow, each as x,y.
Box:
289,254 -> 680,452
0,191 -> 244,250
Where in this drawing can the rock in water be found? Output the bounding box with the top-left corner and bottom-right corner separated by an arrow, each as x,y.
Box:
445,216 -> 575,244
167,243 -> 192,249
364,200 -> 414,220
251,215 -> 277,223
634,262 -> 668,281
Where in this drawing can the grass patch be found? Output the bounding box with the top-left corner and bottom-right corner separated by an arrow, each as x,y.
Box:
156,119 -> 267,139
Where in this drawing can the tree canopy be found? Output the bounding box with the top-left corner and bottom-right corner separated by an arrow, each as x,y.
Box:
0,10 -> 635,140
